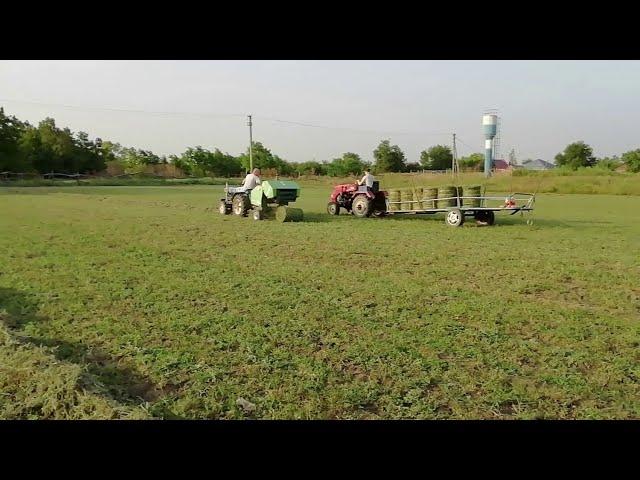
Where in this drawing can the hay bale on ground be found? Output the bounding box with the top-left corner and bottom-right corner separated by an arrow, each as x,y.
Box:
275,206 -> 303,222
261,206 -> 277,219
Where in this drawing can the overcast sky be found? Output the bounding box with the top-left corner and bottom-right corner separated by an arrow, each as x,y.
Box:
1,60 -> 639,164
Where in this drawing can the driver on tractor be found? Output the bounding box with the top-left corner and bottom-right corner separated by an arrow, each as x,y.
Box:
357,169 -> 375,189
242,168 -> 262,191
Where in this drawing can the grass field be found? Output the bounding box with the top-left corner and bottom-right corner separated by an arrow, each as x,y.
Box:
1,184 -> 639,419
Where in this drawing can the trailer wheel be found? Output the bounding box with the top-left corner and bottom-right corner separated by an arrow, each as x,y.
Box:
352,195 -> 372,218
327,202 -> 340,215
219,200 -> 231,215
446,209 -> 464,227
474,210 -> 495,226
232,195 -> 248,216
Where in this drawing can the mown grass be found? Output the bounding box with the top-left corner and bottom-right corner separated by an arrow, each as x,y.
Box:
1,185 -> 639,419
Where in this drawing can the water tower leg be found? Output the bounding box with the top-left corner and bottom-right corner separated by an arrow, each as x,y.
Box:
484,139 -> 493,178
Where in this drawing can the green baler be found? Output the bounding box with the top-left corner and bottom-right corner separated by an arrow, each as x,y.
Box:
219,180 -> 303,222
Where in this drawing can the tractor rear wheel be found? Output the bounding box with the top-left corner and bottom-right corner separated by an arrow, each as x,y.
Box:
232,195 -> 248,216
327,202 -> 340,215
352,195 -> 372,218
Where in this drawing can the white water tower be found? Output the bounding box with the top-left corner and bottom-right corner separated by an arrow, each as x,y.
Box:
482,113 -> 498,177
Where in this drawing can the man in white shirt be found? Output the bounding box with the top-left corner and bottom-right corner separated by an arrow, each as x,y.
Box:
242,168 -> 262,190
358,169 -> 375,188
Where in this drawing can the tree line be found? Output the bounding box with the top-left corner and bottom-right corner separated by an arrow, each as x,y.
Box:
0,108 -> 470,177
2,108 -> 639,177
553,141 -> 640,172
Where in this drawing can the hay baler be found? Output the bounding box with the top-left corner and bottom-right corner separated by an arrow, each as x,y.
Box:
219,180 -> 303,221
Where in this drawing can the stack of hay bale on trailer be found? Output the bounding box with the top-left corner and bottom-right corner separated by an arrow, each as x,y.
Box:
387,184 -> 483,211
422,187 -> 438,209
382,182 -> 534,227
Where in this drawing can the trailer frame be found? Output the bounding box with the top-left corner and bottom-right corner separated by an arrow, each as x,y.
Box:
385,192 -> 536,227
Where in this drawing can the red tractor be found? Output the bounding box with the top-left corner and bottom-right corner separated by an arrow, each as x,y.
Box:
327,181 -> 387,217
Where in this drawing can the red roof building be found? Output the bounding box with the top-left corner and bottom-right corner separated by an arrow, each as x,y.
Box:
493,159 -> 510,170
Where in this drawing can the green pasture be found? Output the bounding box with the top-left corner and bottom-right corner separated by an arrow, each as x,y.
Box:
1,185 -> 638,419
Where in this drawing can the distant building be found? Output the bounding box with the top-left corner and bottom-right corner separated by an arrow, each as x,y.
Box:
521,159 -> 555,170
493,159 -> 511,171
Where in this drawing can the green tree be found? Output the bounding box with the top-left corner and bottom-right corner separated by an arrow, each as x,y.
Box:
118,148 -> 162,172
209,148 -> 242,177
404,162 -> 421,172
420,145 -> 452,170
326,152 -> 367,177
170,154 -> 195,175
238,142 -> 293,175
459,152 -> 484,171
294,161 -> 327,176
621,149 -> 640,173
18,118 -> 77,173
0,107 -> 28,172
554,141 -> 596,170
73,131 -> 106,173
596,156 -> 622,171
181,146 -> 211,176
373,140 -> 405,173
100,141 -> 122,161
174,147 -> 242,177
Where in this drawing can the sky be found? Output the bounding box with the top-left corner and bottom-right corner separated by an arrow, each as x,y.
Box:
1,60 -> 640,164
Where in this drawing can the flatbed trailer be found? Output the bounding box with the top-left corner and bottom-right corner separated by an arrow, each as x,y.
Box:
385,192 -> 536,227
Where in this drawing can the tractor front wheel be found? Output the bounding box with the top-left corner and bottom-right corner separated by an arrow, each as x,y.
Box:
219,200 -> 231,215
352,195 -> 372,218
232,195 -> 248,216
327,202 -> 340,215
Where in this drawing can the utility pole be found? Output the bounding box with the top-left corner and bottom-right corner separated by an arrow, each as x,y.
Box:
451,133 -> 459,178
247,115 -> 253,172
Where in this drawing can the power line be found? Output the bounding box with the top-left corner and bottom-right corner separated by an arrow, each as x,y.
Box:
0,98 -> 245,119
0,97 -> 454,138
455,136 -> 479,153
254,115 -> 452,137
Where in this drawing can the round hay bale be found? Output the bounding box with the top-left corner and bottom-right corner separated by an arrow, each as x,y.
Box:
388,188 -> 401,211
421,187 -> 438,209
275,206 -> 303,222
437,185 -> 458,208
260,206 -> 277,220
411,187 -> 423,210
464,185 -> 482,207
400,188 -> 413,210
